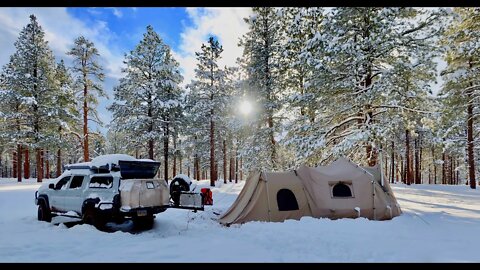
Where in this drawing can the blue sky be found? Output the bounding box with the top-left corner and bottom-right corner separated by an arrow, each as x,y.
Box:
0,7 -> 252,134
67,8 -> 188,52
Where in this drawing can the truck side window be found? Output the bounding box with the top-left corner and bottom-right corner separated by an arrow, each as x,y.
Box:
55,176 -> 71,190
69,176 -> 85,189
89,176 -> 113,189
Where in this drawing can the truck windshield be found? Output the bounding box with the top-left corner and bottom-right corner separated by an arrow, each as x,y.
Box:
118,160 -> 160,179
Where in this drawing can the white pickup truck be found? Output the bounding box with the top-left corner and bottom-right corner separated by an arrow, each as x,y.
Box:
34,154 -> 210,230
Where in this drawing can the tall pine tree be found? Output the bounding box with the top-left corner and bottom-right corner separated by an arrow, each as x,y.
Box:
0,15 -> 60,182
186,36 -> 229,186
68,36 -> 105,162
109,25 -> 183,181
239,7 -> 284,171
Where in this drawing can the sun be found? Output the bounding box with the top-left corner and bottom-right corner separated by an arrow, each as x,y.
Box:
239,100 -> 252,115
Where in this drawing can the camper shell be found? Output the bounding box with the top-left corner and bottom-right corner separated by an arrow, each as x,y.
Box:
35,154 -> 208,230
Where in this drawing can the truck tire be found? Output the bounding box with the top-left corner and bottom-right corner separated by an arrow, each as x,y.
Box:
82,207 -> 106,230
37,202 -> 52,222
133,215 -> 154,230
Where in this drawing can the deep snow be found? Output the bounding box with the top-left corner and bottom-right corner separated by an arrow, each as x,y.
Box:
0,177 -> 479,262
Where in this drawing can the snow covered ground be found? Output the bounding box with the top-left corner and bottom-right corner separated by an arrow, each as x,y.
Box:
0,177 -> 479,262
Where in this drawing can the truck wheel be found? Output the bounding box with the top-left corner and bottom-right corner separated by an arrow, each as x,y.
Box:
82,207 -> 106,230
37,202 -> 52,222
133,215 -> 154,230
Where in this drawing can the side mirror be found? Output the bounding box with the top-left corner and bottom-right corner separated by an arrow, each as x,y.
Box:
49,183 -> 55,189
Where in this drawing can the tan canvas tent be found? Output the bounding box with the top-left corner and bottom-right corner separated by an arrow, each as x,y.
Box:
219,157 -> 401,225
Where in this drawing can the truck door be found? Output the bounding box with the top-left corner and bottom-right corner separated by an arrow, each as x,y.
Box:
64,175 -> 86,215
51,176 -> 72,212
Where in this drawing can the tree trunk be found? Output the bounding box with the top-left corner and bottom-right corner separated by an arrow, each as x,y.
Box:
24,148 -> 29,179
395,153 -> 400,183
13,150 -> 17,179
456,161 -> 460,185
400,154 -> 405,183
193,156 -> 196,180
268,114 -> 276,169
390,141 -> 395,183
419,137 -> 423,184
414,137 -> 420,184
405,129 -> 412,185
262,18 -> 276,171
163,120 -> 169,183
240,157 -> 243,181
235,146 -> 239,184
17,145 -> 22,182
384,147 -> 388,181
223,139 -> 227,184
432,146 -> 436,185
453,157 -> 458,185
83,73 -> 89,162
36,148 -> 43,182
442,151 -> 446,185
148,140 -> 154,160
195,155 -> 200,181
429,167 -> 432,185
210,114 -> 216,187
449,155 -> 453,185
148,96 -> 154,160
173,136 -> 177,177
56,148 -> 62,177
179,151 -> 183,174
366,142 -> 377,167
45,150 -> 50,179
467,82 -> 476,189
229,153 -> 234,182
365,72 -> 376,167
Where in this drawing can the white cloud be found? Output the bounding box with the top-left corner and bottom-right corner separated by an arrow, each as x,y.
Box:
86,8 -> 102,16
0,8 -> 124,80
110,8 -> 123,18
174,8 -> 252,87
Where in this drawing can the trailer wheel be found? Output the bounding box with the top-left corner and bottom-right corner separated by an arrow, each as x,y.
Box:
37,202 -> 52,222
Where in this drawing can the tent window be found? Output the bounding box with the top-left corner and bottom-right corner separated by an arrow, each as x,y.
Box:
332,183 -> 353,198
276,189 -> 299,211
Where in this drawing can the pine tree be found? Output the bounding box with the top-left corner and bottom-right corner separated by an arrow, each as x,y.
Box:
186,36 -> 229,186
109,25 -> 183,181
51,60 -> 77,177
279,7 -> 327,167
239,7 -> 284,171
68,36 -> 105,163
293,8 -> 445,167
0,15 -> 60,182
440,7 -> 480,189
